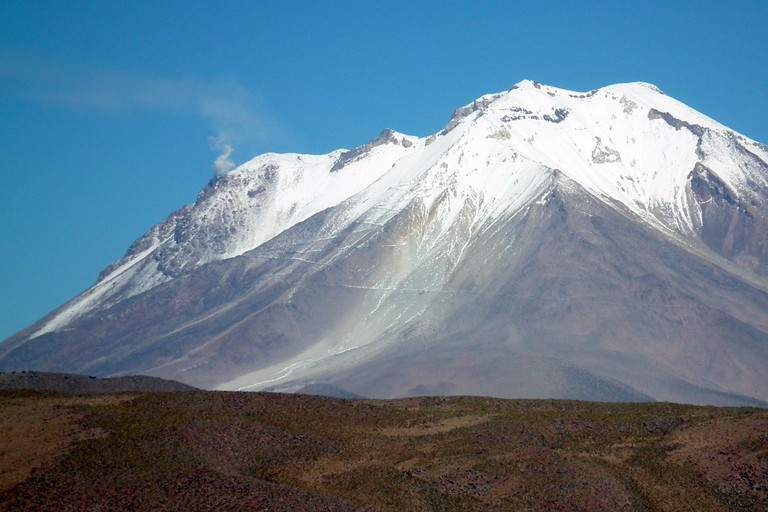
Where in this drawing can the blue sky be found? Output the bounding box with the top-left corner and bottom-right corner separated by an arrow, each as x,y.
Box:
1,0 -> 767,341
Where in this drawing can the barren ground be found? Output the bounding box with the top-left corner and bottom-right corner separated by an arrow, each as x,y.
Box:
0,389 -> 766,511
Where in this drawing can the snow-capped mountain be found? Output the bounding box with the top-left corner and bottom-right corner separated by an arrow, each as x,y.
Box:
3,80 -> 768,406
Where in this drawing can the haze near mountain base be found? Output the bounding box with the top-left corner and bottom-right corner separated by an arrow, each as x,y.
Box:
2,80 -> 768,407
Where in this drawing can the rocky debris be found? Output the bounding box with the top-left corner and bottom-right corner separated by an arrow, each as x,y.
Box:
97,204 -> 193,283
498,106 -> 569,124
689,162 -> 739,207
487,128 -> 512,140
568,89 -> 599,99
591,136 -> 622,164
648,108 -> 706,137
688,161 -> 768,275
543,107 -> 570,123
620,96 -> 638,115
499,105 -> 535,123
330,129 -> 402,172
442,94 -> 504,134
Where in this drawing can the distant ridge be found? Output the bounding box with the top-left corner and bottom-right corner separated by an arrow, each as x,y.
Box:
0,371 -> 198,393
294,383 -> 366,399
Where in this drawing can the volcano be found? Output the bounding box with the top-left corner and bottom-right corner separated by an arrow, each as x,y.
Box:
3,80 -> 768,406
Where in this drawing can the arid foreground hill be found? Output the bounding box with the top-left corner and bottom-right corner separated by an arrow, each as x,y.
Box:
1,388 -> 766,511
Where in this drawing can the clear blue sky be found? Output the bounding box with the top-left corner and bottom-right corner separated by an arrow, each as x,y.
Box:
1,0 -> 767,341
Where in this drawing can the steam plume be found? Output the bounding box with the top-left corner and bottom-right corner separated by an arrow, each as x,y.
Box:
209,135 -> 236,177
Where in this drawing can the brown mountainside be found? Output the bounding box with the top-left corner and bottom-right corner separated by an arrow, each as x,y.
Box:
1,389 -> 766,511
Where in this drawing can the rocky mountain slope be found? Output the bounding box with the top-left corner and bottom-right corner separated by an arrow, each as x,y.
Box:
2,80 -> 768,405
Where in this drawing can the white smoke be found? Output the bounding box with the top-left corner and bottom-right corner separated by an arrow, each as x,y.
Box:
209,135 -> 236,177
0,55 -> 280,179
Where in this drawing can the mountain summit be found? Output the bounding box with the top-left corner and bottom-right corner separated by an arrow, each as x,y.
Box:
3,80 -> 768,406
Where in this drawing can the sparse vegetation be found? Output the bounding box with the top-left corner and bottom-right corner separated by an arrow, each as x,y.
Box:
0,389 -> 766,510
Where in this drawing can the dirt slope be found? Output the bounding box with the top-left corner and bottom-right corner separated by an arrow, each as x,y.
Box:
0,390 -> 766,511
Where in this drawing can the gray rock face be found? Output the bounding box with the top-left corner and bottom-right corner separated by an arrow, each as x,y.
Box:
2,80 -> 768,406
689,161 -> 768,276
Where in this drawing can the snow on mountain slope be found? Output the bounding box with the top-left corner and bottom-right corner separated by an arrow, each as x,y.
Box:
444,80 -> 766,238
8,80 -> 768,406
30,80 -> 768,337
314,79 -> 768,295
31,129 -> 421,337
